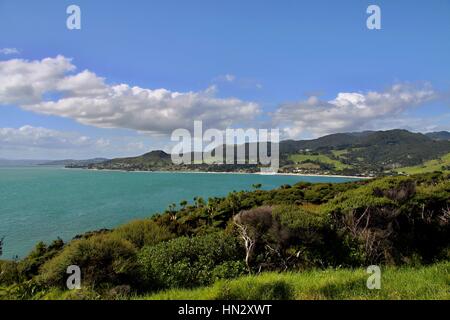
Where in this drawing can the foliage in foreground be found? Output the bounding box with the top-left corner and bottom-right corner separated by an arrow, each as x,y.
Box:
4,262 -> 446,300
0,172 -> 449,300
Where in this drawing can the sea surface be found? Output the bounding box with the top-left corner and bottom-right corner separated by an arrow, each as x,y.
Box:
0,166 -> 359,258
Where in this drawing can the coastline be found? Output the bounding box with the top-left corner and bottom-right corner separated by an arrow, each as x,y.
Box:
66,167 -> 371,180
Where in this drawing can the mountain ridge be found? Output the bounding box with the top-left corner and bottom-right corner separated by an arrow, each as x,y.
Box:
70,129 -> 450,176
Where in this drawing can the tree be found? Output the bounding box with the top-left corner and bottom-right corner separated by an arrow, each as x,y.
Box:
206,201 -> 218,225
228,192 -> 241,215
233,206 -> 288,273
233,215 -> 255,273
168,203 -> 177,213
179,200 -> 188,210
167,203 -> 177,221
194,197 -> 205,208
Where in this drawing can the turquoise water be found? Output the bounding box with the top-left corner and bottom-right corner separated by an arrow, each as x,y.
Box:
0,166 -> 358,258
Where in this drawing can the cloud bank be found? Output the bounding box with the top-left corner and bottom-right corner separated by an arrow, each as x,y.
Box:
273,83 -> 437,138
0,48 -> 20,55
0,125 -> 101,149
0,56 -> 260,134
0,55 -> 445,158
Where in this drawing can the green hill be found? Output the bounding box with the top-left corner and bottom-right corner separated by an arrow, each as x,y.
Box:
81,129 -> 450,176
92,150 -> 173,170
426,131 -> 450,141
396,152 -> 450,174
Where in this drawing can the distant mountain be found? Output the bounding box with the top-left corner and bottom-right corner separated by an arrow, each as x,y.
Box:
279,129 -> 431,153
81,129 -> 450,176
42,158 -> 109,166
91,151 -> 172,170
278,129 -> 450,173
426,131 -> 450,141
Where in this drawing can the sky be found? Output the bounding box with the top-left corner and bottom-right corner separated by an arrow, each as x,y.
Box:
0,0 -> 449,159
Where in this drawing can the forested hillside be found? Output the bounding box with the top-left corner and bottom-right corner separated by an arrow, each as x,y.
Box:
81,129 -> 450,177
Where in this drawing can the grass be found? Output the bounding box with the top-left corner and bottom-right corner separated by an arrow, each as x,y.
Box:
289,154 -> 351,171
331,149 -> 349,158
3,262 -> 448,300
397,152 -> 450,175
140,262 -> 450,300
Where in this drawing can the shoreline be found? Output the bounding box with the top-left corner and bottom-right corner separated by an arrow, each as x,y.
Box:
67,167 -> 371,180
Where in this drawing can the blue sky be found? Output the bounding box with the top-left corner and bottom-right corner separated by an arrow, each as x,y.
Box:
0,0 -> 449,159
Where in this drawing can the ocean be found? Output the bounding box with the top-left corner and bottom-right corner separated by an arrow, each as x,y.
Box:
0,166 -> 359,258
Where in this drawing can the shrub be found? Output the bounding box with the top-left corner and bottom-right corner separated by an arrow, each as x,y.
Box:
18,238 -> 65,280
39,234 -> 138,289
110,219 -> 174,248
273,205 -> 326,231
0,279 -> 47,300
272,205 -> 340,268
0,260 -> 21,285
323,174 -> 450,265
233,206 -> 287,272
233,205 -> 335,271
138,232 -> 245,290
211,261 -> 246,282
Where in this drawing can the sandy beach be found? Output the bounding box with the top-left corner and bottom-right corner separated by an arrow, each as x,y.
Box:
72,167 -> 370,180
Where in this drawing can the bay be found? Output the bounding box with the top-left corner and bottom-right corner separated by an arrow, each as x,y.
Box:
0,166 -> 359,258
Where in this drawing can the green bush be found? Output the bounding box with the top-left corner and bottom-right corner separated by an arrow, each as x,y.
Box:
110,219 -> 174,248
39,234 -> 138,289
0,260 -> 21,285
138,232 -> 245,290
211,261 -> 246,282
322,174 -> 450,265
272,205 -> 339,268
18,239 -> 65,280
273,205 -> 326,231
0,279 -> 47,300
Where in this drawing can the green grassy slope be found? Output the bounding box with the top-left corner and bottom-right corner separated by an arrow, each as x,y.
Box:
4,260 -> 448,300
288,154 -> 351,170
397,152 -> 450,175
141,262 -> 450,300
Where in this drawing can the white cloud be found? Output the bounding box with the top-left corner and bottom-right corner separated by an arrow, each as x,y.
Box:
0,56 -> 260,134
0,125 -> 98,149
0,48 -> 20,55
0,125 -> 159,159
0,55 -> 75,105
273,84 -> 437,139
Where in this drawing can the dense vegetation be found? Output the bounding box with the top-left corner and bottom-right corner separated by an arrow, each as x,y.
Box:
77,129 -> 450,177
1,172 -> 449,300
